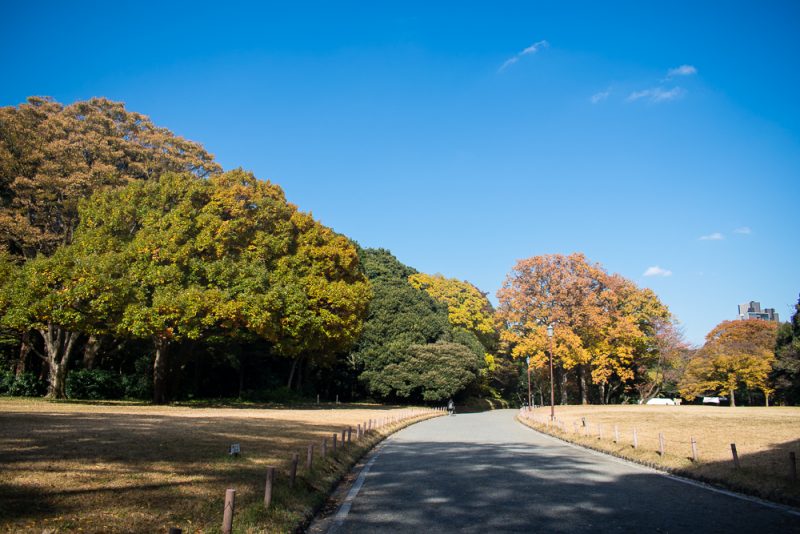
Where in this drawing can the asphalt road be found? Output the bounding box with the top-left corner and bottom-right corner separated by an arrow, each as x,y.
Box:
318,409 -> 800,533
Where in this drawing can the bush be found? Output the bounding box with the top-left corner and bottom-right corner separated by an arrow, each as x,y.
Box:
6,372 -> 46,396
121,373 -> 151,400
66,369 -> 124,400
0,370 -> 14,394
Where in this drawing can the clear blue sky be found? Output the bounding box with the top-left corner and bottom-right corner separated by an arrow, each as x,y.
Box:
3,1 -> 799,345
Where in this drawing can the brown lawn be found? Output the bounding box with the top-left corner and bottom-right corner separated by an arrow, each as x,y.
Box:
520,404 -> 800,506
0,398 -> 430,533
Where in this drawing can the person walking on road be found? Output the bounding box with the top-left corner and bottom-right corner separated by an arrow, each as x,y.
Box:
447,398 -> 455,415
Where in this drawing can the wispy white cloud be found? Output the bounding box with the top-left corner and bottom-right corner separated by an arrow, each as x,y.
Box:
699,232 -> 724,241
667,64 -> 697,77
627,86 -> 685,103
499,40 -> 549,72
643,266 -> 673,277
590,89 -> 611,104
734,226 -> 752,235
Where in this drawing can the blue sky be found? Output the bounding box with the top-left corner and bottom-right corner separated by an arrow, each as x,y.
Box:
2,1 -> 799,345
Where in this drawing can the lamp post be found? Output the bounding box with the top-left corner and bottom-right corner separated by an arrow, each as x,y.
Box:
547,324 -> 555,421
526,356 -> 532,410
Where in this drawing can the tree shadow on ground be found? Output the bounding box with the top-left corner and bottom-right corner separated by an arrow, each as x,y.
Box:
335,439 -> 800,533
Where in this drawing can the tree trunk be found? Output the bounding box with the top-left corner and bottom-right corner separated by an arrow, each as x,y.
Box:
83,335 -> 102,370
578,365 -> 589,405
287,357 -> 299,389
559,369 -> 569,405
15,331 -> 32,376
153,337 -> 169,404
598,383 -> 606,405
39,323 -> 79,399
764,391 -> 770,407
729,386 -> 736,408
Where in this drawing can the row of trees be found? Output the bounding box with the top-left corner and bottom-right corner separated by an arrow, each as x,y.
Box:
1,96 -> 797,406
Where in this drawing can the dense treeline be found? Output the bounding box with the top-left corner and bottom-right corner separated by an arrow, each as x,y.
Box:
1,97 -> 798,406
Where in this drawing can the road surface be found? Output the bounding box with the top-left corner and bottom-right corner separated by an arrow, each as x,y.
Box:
314,409 -> 800,533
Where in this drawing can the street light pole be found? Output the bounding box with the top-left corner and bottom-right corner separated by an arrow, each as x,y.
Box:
526,356 -> 532,410
547,324 -> 555,421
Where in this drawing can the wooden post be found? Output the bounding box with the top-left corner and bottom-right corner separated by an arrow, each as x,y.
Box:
307,443 -> 314,470
614,425 -> 619,444
731,443 -> 740,469
347,427 -> 352,444
691,437 -> 698,462
790,452 -> 797,481
264,466 -> 275,509
633,428 -> 638,449
290,453 -> 298,486
322,437 -> 328,457
357,423 -> 362,439
659,433 -> 665,456
332,433 -> 337,451
341,428 -> 346,445
222,488 -> 235,534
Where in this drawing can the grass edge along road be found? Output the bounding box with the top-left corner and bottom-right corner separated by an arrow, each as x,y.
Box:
0,398 -> 443,533
517,405 -> 800,508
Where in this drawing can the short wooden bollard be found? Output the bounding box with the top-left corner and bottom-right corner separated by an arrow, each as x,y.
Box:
614,425 -> 619,444
347,427 -> 352,444
633,428 -> 638,449
290,453 -> 299,486
264,466 -> 275,509
341,428 -> 346,445
357,424 -> 362,439
790,452 -> 797,481
658,433 -> 665,456
322,437 -> 328,457
731,443 -> 740,469
222,488 -> 235,534
307,443 -> 314,470
691,437 -> 698,462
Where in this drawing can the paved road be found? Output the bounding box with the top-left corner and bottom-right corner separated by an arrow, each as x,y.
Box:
321,409 -> 800,533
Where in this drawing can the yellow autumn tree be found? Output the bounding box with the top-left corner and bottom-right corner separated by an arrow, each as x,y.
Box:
680,319 -> 778,406
408,273 -> 498,351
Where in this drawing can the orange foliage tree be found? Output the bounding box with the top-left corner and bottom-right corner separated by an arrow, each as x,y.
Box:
497,253 -> 672,404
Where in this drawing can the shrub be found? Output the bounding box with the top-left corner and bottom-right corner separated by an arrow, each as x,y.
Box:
0,370 -> 14,394
121,373 -> 151,400
66,369 -> 124,400
7,372 -> 46,396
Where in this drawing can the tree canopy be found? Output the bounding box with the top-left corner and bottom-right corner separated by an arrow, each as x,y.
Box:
0,96 -> 221,258
497,253 -> 674,404
680,319 -> 779,406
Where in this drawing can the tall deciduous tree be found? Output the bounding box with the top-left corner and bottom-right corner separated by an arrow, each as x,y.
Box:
497,253 -> 674,404
680,319 -> 779,406
70,170 -> 371,403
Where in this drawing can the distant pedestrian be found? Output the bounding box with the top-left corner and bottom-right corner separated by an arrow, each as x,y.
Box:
447,398 -> 455,416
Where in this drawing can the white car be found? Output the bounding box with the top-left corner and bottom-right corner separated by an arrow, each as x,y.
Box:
645,397 -> 676,405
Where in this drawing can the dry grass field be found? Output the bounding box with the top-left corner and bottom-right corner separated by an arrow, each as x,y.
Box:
519,404 -> 800,506
0,398 -> 436,533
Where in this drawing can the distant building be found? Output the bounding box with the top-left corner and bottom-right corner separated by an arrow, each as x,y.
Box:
738,301 -> 779,322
